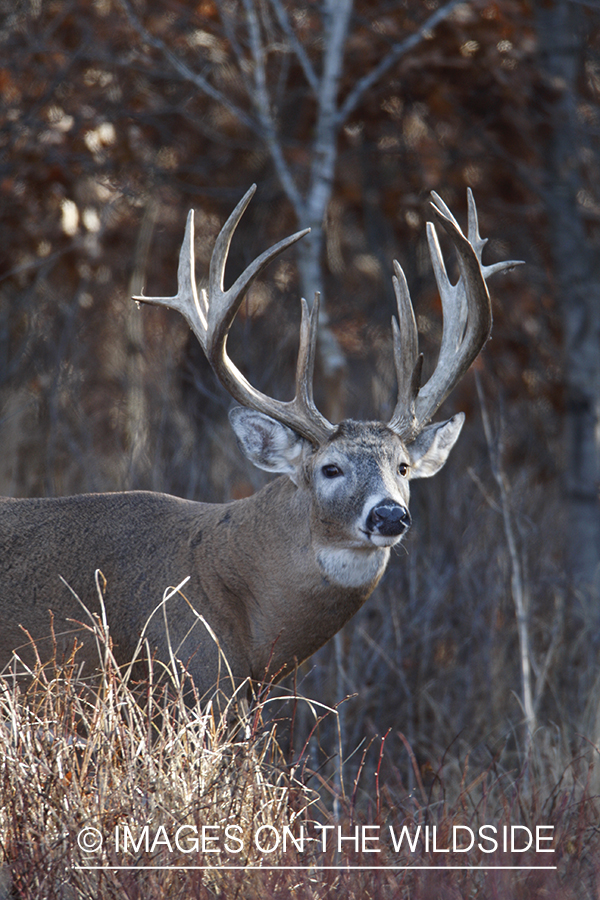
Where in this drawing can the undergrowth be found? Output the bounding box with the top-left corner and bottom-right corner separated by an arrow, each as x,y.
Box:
0,599 -> 598,899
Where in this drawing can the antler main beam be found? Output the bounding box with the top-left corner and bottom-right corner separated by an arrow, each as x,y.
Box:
134,185 -> 335,445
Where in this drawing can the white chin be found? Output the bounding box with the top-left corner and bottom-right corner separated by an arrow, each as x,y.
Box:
367,532 -> 403,548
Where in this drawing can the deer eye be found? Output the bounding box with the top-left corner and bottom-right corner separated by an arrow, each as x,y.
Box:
322,464 -> 343,478
398,463 -> 409,477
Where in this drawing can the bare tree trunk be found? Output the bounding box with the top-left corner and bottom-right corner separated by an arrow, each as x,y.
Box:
244,0 -> 352,388
535,1 -> 600,610
120,0 -> 464,408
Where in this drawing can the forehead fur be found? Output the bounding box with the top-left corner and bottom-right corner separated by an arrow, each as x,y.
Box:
326,419 -> 404,451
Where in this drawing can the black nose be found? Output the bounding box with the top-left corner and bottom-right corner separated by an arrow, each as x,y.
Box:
366,501 -> 411,537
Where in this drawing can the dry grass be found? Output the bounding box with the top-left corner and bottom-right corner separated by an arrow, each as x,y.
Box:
0,599 -> 598,899
0,599 -> 322,898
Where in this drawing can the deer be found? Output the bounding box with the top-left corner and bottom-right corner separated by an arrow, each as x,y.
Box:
0,186 -> 517,703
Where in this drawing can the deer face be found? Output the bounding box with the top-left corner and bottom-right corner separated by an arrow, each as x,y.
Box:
306,420 -> 414,550
230,408 -> 465,554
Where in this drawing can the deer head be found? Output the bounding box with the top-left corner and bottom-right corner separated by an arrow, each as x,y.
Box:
134,186 -> 518,567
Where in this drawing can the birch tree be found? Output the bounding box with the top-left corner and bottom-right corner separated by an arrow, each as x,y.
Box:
118,0 -> 466,392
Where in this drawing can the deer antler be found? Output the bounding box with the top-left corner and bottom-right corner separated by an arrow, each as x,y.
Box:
135,187 -> 520,447
388,190 -> 523,439
134,185 -> 335,446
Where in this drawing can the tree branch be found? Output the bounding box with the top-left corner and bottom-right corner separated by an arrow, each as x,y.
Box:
267,0 -> 320,94
336,0 -> 466,127
215,0 -> 248,76
307,0 -> 353,221
241,0 -> 305,217
118,0 -> 259,135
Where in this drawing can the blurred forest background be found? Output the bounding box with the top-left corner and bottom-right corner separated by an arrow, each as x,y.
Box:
1,0 -> 600,796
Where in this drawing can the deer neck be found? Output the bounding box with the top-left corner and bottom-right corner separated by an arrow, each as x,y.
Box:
215,476 -> 389,679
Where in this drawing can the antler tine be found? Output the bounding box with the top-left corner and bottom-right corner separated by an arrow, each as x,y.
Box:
135,186 -> 334,446
133,208 -> 205,334
388,191 -> 521,439
465,187 -> 524,278
201,185 -> 311,367
294,294 -> 334,438
432,189 -> 524,282
388,260 -> 421,434
412,197 -> 492,428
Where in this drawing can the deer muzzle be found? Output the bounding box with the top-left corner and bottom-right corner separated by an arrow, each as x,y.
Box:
366,500 -> 411,537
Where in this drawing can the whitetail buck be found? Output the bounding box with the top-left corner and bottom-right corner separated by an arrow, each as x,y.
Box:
0,186 -> 517,699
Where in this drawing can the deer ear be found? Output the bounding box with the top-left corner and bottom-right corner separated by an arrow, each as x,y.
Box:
407,413 -> 465,479
229,408 -> 309,483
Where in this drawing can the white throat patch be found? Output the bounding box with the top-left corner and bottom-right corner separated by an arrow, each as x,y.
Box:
316,546 -> 390,589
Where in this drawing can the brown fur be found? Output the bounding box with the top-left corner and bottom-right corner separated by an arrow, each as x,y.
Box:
0,422 -> 416,697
